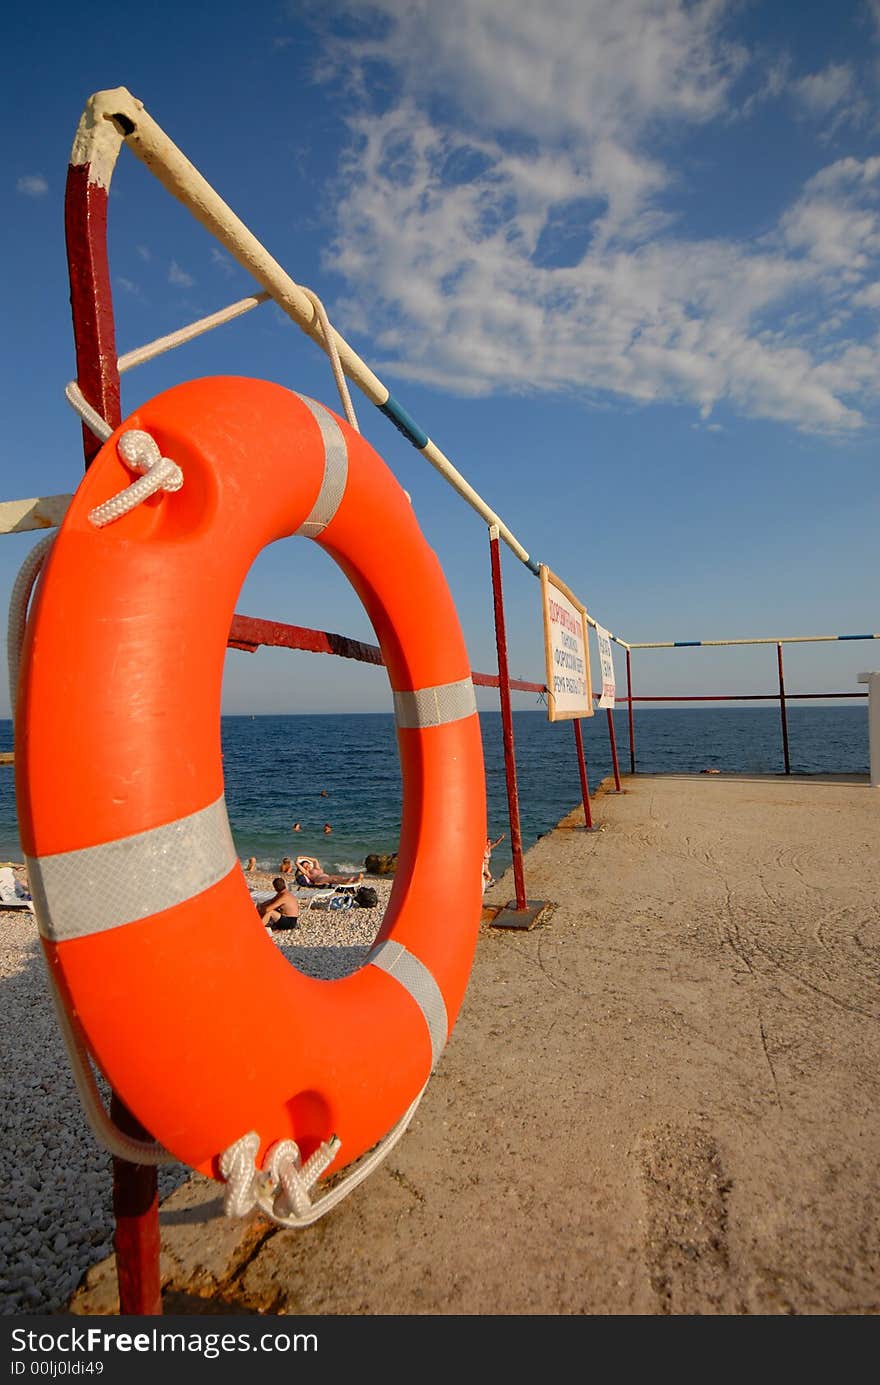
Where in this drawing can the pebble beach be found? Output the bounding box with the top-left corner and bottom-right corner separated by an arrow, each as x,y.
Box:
0,865 -> 394,1316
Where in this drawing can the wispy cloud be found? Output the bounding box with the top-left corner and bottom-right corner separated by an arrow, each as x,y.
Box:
316,0 -> 880,432
791,62 -> 867,137
793,63 -> 855,115
16,174 -> 48,198
210,248 -> 236,277
169,260 -> 195,288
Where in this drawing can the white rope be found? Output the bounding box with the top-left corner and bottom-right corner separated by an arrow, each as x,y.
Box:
219,1086 -> 426,1228
118,292 -> 271,374
64,381 -> 113,443
300,288 -> 360,433
7,534 -> 53,717
6,538 -> 173,1166
47,970 -> 174,1166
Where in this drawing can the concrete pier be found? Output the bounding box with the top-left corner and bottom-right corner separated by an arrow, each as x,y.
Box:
69,773 -> 879,1316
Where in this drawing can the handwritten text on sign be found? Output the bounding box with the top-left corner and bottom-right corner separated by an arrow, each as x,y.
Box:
596,624 -> 616,709
540,568 -> 593,721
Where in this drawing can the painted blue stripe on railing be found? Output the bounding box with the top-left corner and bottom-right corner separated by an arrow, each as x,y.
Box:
526,557 -> 541,575
378,395 -> 429,450
838,634 -> 874,640
674,641 -> 701,647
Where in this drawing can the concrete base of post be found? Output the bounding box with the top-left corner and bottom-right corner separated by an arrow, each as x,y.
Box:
489,899 -> 555,930
857,673 -> 879,786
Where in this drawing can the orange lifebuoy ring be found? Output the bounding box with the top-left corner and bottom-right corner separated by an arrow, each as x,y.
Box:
16,376 -> 486,1180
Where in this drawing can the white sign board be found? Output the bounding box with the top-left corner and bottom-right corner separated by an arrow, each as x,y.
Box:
595,624 -> 616,709
540,566 -> 593,722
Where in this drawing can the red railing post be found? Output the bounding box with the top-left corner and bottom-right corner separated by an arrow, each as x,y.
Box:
625,648 -> 636,773
65,142 -> 162,1316
777,642 -> 791,775
573,718 -> 594,828
489,526 -> 527,910
606,708 -> 622,790
110,1097 -> 163,1315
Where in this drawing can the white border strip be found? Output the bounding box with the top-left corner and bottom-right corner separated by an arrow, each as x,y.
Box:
29,795 -> 238,942
370,940 -> 448,1067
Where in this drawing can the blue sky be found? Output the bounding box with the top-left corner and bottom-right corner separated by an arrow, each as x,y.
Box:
3,0 -> 879,715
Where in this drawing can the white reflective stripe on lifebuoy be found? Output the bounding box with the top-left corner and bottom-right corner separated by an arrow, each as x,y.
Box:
393,678 -> 477,730
27,796 -> 237,943
369,939 -> 448,1067
293,395 -> 348,538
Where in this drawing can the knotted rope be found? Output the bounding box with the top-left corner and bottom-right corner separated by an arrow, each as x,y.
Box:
219,1086 -> 425,1228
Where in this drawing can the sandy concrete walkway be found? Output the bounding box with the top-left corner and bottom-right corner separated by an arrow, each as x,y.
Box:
70,774 -> 879,1316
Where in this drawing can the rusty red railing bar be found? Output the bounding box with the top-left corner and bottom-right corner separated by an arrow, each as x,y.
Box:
64,153 -> 162,1316
488,529 -> 527,911
228,614 -> 546,694
606,709 -> 622,791
572,718 -> 594,829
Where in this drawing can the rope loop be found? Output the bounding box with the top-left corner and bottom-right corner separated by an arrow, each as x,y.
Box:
88,429 -> 184,529
300,287 -> 360,434
266,1135 -> 343,1220
219,1087 -> 425,1229
219,1132 -> 265,1219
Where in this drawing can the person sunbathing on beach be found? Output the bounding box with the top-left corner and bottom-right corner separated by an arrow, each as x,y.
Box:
257,877 -> 300,930
279,856 -> 294,874
295,855 -> 362,887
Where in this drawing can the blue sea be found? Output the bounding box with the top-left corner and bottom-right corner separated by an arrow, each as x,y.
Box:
0,706 -> 868,877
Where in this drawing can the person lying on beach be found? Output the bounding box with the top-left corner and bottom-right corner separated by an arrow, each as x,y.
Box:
295,855 -> 363,887
257,877 -> 300,930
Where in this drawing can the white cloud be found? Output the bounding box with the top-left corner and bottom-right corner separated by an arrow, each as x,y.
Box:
792,63 -> 855,115
317,1 -> 880,433
16,174 -> 48,197
781,159 -> 880,269
326,0 -> 745,143
739,54 -> 790,118
168,261 -> 195,288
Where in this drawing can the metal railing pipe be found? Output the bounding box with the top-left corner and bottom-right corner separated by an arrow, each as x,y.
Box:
573,719 -> 594,829
626,648 -> 636,774
488,527 -> 527,910
606,709 -> 622,791
777,643 -> 791,775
